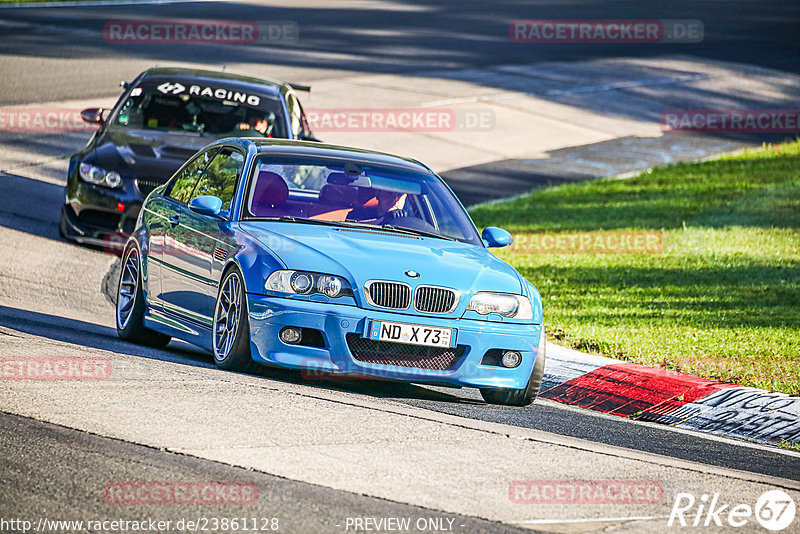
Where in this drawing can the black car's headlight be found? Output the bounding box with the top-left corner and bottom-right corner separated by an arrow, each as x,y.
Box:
265,270 -> 353,298
466,292 -> 533,319
79,162 -> 122,188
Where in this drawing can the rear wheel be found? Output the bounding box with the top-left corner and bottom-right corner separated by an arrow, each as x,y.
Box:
480,334 -> 546,407
116,245 -> 171,347
212,268 -> 258,373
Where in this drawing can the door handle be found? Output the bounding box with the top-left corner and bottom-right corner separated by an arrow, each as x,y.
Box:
169,215 -> 180,228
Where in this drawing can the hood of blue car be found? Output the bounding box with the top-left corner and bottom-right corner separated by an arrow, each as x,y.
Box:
239,221 -> 523,298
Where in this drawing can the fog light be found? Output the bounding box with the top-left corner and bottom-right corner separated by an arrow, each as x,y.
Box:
501,350 -> 522,368
280,327 -> 302,344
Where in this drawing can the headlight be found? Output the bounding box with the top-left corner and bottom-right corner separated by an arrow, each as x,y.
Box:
467,292 -> 533,319
290,272 -> 314,294
79,162 -> 123,188
104,171 -> 122,188
265,270 -> 352,299
317,275 -> 343,298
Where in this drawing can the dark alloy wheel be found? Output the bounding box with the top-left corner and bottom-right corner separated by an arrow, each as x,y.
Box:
212,268 -> 258,373
116,245 -> 171,348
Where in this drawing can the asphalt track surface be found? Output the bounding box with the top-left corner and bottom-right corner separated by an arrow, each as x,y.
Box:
0,286 -> 797,484
0,0 -> 798,105
1,1 -> 799,531
0,411 -> 534,534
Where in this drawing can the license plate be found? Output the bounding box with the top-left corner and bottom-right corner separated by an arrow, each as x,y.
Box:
369,320 -> 453,348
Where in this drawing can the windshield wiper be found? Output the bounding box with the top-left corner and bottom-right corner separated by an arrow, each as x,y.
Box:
259,217 -> 456,241
263,216 -> 368,230
263,216 -> 341,225
380,225 -> 455,241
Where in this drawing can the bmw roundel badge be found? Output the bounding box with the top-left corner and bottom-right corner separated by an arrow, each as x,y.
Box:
405,270 -> 420,278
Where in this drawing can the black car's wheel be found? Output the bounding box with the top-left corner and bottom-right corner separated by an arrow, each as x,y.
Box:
116,245 -> 171,347
480,334 -> 546,407
212,268 -> 258,373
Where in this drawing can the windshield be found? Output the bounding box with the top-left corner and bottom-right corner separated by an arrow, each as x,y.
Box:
110,81 -> 288,138
244,156 -> 482,246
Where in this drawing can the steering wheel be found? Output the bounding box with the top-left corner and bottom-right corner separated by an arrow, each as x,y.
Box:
381,208 -> 408,222
382,215 -> 438,233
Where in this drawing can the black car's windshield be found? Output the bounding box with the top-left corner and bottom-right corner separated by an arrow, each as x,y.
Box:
110,81 -> 288,138
244,156 -> 482,246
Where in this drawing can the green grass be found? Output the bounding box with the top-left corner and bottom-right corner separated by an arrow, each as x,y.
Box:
470,141 -> 800,394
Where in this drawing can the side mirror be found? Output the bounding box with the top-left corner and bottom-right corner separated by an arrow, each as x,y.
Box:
188,195 -> 223,217
482,226 -> 513,248
80,108 -> 105,126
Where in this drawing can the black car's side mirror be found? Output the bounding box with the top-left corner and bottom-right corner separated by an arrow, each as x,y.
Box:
80,108 -> 105,126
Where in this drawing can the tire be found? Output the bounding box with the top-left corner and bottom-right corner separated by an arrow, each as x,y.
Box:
212,268 -> 258,373
480,333 -> 546,407
116,244 -> 171,348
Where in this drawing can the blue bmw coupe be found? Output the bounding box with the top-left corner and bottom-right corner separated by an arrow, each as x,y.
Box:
116,138 -> 545,405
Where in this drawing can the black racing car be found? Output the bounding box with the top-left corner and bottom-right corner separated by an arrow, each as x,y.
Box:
60,67 -> 317,250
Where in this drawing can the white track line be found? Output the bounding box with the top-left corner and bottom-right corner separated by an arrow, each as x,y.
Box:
513,516 -> 667,525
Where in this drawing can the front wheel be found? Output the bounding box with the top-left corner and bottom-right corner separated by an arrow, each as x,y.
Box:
212,268 -> 258,373
480,334 -> 546,407
116,245 -> 171,347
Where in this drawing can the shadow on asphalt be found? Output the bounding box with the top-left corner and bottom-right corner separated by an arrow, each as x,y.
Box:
0,304 -> 214,366
0,170 -> 126,255
0,304 -> 478,405
0,172 -> 65,242
271,369 -> 481,405
2,1 -> 798,82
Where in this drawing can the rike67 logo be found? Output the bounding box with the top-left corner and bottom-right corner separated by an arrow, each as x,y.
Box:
669,489 -> 796,531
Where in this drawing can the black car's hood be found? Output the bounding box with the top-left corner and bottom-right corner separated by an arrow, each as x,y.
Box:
87,127 -> 211,180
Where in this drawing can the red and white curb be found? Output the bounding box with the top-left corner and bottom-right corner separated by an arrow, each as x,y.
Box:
542,344 -> 800,447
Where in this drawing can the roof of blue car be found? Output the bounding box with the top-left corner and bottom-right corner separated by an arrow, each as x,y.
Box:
245,138 -> 434,174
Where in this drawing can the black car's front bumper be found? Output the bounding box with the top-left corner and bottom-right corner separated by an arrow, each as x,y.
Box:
60,163 -> 157,251
59,202 -> 135,251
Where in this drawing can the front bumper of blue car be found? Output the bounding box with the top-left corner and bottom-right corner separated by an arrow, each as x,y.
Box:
246,294 -> 542,389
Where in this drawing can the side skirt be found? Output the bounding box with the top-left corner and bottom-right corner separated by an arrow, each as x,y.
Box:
144,308 -> 213,353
